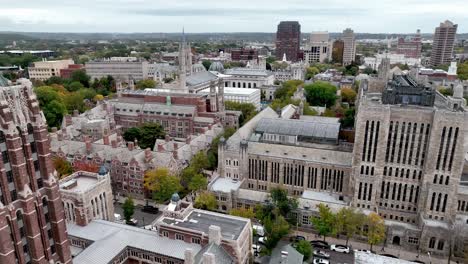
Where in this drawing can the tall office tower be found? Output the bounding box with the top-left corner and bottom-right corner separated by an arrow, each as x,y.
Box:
342,28 -> 356,66
0,77 -> 72,263
430,20 -> 458,67
396,29 -> 422,58
353,74 -> 466,252
304,32 -> 331,63
275,21 -> 301,62
332,40 -> 345,64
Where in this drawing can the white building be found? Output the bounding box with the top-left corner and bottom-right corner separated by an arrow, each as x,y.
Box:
363,53 -> 421,70
85,57 -> 149,81
199,87 -> 261,110
28,59 -> 74,80
342,28 -> 356,66
223,68 -> 275,88
304,32 -> 332,63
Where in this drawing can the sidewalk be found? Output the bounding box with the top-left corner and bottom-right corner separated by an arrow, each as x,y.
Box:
292,229 -> 456,264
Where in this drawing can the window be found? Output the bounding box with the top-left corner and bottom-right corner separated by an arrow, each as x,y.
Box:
408,237 -> 419,245
429,237 -> 436,249
437,240 -> 445,250
175,234 -> 184,241
162,231 -> 169,237
192,237 -> 201,244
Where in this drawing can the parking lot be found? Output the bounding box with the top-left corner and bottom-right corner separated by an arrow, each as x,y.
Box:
113,202 -> 162,227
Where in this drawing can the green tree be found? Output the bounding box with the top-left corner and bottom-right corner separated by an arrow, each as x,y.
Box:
311,204 -> 336,242
229,207 -> 255,221
43,100 -> 67,128
263,212 -> 290,253
77,88 -> 97,100
340,108 -> 356,128
71,69 -> 90,87
295,240 -> 312,260
190,151 -> 210,172
123,123 -> 165,149
366,212 -> 386,251
335,207 -> 364,246
266,56 -> 276,64
306,66 -> 320,80
225,101 -> 257,126
63,92 -> 85,113
304,81 -> 337,107
136,79 -> 156,89
270,188 -> 298,222
67,81 -> 84,92
202,60 -> 212,70
45,76 -> 65,86
122,197 -> 135,222
144,167 -> 182,202
188,173 -> 208,192
194,191 -> 217,211
438,87 -> 453,97
363,67 -> 374,75
458,62 -> 468,80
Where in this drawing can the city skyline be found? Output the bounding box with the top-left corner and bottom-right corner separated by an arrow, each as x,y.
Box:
0,0 -> 468,33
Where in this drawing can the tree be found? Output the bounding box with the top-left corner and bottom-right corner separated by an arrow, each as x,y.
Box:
438,87 -> 453,97
295,240 -> 312,260
144,167 -> 182,202
229,207 -> 255,220
366,212 -> 386,251
71,69 -> 90,87
94,94 -> 104,101
340,108 -> 356,128
194,191 -> 217,211
122,197 -> 135,222
123,123 -> 165,149
311,204 -> 336,242
188,173 -> 208,192
458,62 -> 468,80
53,157 -> 72,179
225,101 -> 257,126
190,151 -> 210,173
306,66 -> 320,80
43,100 -> 67,128
263,212 -> 290,252
270,188 -> 298,222
63,92 -> 85,113
335,207 -> 364,246
363,67 -> 374,75
136,79 -> 156,89
341,88 -> 357,104
202,60 -> 212,70
304,81 -> 337,107
67,81 -> 84,92
45,76 -> 64,86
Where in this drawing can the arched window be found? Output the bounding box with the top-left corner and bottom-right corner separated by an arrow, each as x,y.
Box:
445,176 -> 449,185
254,83 -> 257,88
429,237 -> 436,248
433,175 -> 438,184
437,240 -> 445,250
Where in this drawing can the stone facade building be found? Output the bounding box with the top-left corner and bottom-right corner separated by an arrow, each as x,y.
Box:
0,77 -> 72,263
85,57 -> 150,82
59,167 -> 114,226
342,28 -> 356,66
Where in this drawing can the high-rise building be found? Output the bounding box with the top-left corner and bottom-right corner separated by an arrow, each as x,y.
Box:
275,21 -> 301,62
342,28 -> 356,66
304,32 -> 331,64
430,20 -> 458,67
332,40 -> 345,64
0,77 -> 72,264
396,29 -> 422,58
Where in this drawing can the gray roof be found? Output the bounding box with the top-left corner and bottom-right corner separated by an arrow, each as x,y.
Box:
68,220 -> 201,264
161,209 -> 249,241
113,101 -> 196,116
210,177 -> 242,193
267,242 -> 304,264
255,117 -> 340,141
225,68 -> 272,77
187,71 -> 218,86
0,76 -> 9,87
194,243 -> 234,264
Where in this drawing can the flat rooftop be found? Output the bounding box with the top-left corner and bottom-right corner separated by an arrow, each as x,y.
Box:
199,87 -> 260,96
161,210 -> 248,240
60,175 -> 98,193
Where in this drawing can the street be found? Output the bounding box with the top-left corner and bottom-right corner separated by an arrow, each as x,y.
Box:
113,201 -> 162,227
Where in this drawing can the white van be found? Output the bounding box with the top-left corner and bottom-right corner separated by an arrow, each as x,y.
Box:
252,224 -> 265,237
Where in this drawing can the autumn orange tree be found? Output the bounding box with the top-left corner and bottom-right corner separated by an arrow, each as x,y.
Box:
366,212 -> 386,251
53,157 -> 73,179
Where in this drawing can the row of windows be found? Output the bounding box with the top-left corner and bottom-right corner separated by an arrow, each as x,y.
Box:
436,127 -> 459,172
380,182 -> 420,204
361,120 -> 380,163
433,174 -> 449,185
383,167 -> 422,180
429,192 -> 448,213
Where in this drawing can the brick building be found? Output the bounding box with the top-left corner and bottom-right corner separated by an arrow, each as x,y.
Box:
275,21 -> 301,62
231,48 -> 259,61
59,64 -> 84,79
59,168 -> 115,226
0,77 -> 71,263
396,29 -> 422,59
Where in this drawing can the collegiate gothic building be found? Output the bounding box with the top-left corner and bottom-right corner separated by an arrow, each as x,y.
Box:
0,77 -> 71,264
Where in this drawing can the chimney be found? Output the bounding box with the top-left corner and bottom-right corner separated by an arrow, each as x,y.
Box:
103,133 -> 110,145
185,135 -> 191,144
165,134 -> 171,142
202,253 -> 216,264
128,142 -> 134,151
57,132 -> 63,141
157,143 -> 165,152
208,225 -> 221,245
144,148 -> 152,163
85,136 -> 92,154
73,109 -> 79,117
111,140 -> 117,148
65,114 -> 72,126
184,248 -> 195,264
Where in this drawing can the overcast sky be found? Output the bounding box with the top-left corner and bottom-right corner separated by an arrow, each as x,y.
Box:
0,0 -> 466,33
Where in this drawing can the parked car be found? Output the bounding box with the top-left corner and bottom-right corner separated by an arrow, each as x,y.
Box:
258,237 -> 268,245
313,258 -> 329,264
291,235 -> 306,242
142,205 -> 159,214
126,218 -> 138,226
310,240 -> 329,249
253,224 -> 265,237
313,249 -> 330,259
354,248 -> 372,254
252,244 -> 262,256
330,244 -> 350,253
